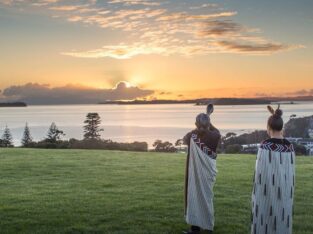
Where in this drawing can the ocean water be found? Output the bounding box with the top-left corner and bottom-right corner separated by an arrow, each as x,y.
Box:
0,102 -> 312,146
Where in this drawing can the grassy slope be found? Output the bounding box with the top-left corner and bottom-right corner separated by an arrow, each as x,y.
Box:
0,149 -> 312,234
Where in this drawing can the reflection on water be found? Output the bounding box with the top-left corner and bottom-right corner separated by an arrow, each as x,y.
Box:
0,103 -> 312,146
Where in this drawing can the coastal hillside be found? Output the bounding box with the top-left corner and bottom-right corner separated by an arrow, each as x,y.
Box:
225,115 -> 313,146
285,115 -> 313,138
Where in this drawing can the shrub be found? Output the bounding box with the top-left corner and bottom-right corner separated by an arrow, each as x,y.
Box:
225,144 -> 242,154
293,143 -> 308,156
69,138 -> 148,152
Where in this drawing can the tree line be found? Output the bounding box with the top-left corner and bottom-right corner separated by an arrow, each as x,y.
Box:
0,113 -> 147,152
0,113 -> 308,155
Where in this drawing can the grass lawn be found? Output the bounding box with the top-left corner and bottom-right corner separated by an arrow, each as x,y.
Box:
0,149 -> 312,234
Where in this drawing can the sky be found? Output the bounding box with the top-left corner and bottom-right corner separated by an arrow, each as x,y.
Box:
0,0 -> 312,104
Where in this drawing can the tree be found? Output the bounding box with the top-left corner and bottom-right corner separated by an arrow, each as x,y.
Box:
153,140 -> 177,153
175,139 -> 184,151
290,114 -> 297,119
83,113 -> 103,140
285,116 -> 313,138
21,123 -> 33,147
46,122 -> 65,143
1,125 -> 13,147
222,130 -> 268,147
225,132 -> 237,139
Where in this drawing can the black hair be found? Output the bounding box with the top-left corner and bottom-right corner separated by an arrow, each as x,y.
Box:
267,105 -> 284,131
195,113 -> 210,133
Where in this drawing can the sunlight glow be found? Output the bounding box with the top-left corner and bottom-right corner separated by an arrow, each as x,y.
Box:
124,81 -> 133,88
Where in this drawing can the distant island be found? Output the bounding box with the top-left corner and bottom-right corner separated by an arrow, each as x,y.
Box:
1,96 -> 312,106
0,102 -> 27,107
99,98 -> 272,106
99,96 -> 313,106
196,98 -> 273,105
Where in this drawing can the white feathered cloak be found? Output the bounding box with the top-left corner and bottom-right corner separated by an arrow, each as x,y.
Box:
251,139 -> 295,234
185,133 -> 218,230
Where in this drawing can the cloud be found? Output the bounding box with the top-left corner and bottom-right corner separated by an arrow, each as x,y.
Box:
67,15 -> 83,22
32,0 -> 60,6
197,20 -> 243,37
190,3 -> 218,10
0,0 -> 13,5
0,0 -> 61,7
108,0 -> 161,6
62,43 -> 169,59
156,11 -> 237,21
284,89 -> 313,96
61,41 -> 224,59
49,4 -> 89,11
254,92 -> 269,97
0,82 -> 154,104
0,0 -> 302,57
214,40 -> 301,54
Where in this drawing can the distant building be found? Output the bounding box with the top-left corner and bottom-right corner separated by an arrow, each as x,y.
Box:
286,138 -> 302,143
242,143 -> 260,154
176,145 -> 188,153
298,139 -> 313,156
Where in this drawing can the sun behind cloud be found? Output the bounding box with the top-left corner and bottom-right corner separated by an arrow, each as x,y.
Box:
123,81 -> 134,88
114,81 -> 135,89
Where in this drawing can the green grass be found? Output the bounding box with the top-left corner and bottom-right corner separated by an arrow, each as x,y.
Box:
0,149 -> 312,234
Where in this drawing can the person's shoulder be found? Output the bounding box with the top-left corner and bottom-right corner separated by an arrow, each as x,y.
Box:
283,138 -> 292,146
183,129 -> 197,144
260,138 -> 271,145
259,139 -> 269,150
260,138 -> 294,152
186,129 -> 198,137
262,138 -> 291,146
208,129 -> 221,139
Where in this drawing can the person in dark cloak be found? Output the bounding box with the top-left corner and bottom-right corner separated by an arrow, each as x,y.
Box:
183,104 -> 221,234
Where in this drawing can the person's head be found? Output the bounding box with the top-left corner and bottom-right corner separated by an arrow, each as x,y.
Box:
267,105 -> 284,137
195,113 -> 210,133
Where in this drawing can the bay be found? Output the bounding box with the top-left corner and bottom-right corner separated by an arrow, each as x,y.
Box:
0,102 -> 312,147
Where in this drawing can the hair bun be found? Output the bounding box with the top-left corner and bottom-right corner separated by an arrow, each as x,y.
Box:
274,108 -> 283,117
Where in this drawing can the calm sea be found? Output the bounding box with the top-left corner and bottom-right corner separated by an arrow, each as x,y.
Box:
0,103 -> 312,146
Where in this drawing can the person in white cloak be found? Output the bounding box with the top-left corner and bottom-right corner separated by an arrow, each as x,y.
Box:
251,105 -> 295,234
183,104 -> 221,234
